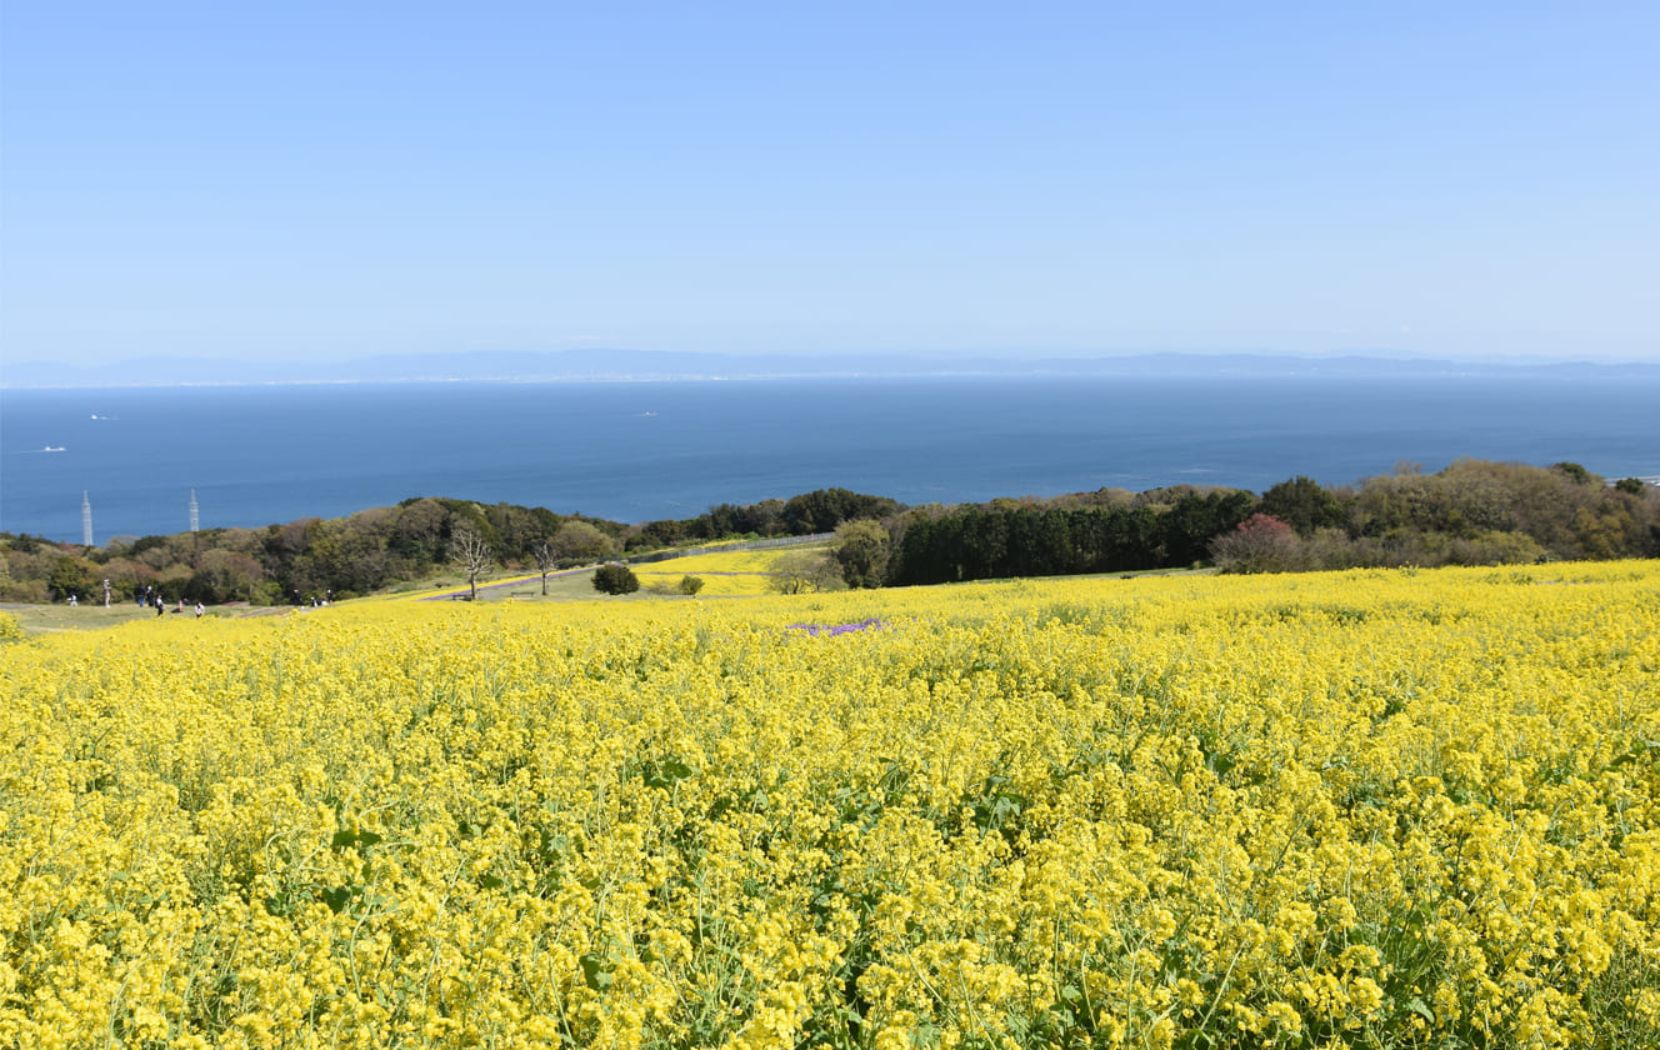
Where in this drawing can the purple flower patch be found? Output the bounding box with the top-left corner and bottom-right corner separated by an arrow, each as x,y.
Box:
786,617 -> 884,637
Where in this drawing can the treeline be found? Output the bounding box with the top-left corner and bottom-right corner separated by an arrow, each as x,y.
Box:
1211,460 -> 1660,573
887,490 -> 1255,584
865,460 -> 1657,587
0,488 -> 900,604
0,497 -> 621,605
3,465 -> 1655,604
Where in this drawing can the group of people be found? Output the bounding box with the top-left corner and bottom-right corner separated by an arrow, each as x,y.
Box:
130,585 -> 206,618
59,583 -> 210,618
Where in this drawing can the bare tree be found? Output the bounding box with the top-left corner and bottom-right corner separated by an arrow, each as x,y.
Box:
768,550 -> 845,594
452,526 -> 494,601
532,538 -> 559,596
527,522 -> 615,598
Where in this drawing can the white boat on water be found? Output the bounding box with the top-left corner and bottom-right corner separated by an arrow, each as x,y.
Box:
43,446 -> 66,453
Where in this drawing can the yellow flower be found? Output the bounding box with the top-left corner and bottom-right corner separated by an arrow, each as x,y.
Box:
2,560 -> 1656,1046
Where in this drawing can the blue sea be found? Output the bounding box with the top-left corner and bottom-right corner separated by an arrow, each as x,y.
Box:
2,377 -> 1656,543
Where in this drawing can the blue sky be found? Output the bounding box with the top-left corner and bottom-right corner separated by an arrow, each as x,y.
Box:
2,2 -> 1656,366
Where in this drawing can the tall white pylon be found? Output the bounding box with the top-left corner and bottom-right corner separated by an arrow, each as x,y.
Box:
189,488 -> 200,532
82,491 -> 94,546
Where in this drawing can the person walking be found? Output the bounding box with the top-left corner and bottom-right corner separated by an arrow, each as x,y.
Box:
154,594 -> 165,617
194,601 -> 205,619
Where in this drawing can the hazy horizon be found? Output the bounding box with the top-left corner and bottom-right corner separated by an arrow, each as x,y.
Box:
12,344 -> 1660,367
9,346 -> 1660,392
3,3 -> 1657,369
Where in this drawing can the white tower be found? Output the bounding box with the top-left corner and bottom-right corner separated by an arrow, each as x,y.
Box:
82,491 -> 94,546
189,488 -> 200,533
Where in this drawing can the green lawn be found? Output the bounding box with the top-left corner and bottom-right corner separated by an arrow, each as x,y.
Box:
462,566 -> 695,602
463,567 -> 610,602
0,601 -> 252,635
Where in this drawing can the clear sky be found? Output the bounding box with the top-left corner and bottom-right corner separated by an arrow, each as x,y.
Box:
2,2 -> 1656,367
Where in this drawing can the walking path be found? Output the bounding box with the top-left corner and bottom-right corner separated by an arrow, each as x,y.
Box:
418,565 -> 595,601
416,532 -> 831,602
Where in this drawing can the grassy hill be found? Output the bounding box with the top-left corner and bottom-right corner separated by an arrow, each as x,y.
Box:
3,562 -> 1658,1046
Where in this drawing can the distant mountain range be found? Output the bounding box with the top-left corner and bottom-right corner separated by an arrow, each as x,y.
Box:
5,349 -> 1659,389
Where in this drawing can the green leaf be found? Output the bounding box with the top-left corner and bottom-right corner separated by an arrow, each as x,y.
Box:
641,754 -> 695,789
321,886 -> 355,914
330,828 -> 383,850
580,953 -> 613,992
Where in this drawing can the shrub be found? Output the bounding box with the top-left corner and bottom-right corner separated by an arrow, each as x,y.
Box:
678,575 -> 705,596
592,563 -> 640,595
0,578 -> 49,603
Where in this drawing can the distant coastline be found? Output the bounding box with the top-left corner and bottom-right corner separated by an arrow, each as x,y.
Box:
5,349 -> 1659,390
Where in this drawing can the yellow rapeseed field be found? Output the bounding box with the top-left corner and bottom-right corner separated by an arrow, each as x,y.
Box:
3,563 -> 1659,1048
634,547 -> 825,596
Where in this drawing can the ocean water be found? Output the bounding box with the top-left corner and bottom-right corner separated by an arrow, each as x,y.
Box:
2,377 -> 1656,543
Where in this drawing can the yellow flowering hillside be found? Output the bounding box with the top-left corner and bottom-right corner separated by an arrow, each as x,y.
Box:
3,563 -> 1659,1048
634,546 -> 827,596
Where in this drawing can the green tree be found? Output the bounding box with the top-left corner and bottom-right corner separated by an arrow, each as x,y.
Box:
1259,476 -> 1346,536
290,519 -> 391,597
552,520 -> 617,565
187,548 -> 267,603
388,498 -> 449,564
46,553 -> 98,600
781,489 -> 902,535
1552,461 -> 1595,486
832,519 -> 890,588
678,575 -> 705,596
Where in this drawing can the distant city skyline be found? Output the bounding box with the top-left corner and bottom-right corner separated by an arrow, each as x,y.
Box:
3,2 -> 1657,367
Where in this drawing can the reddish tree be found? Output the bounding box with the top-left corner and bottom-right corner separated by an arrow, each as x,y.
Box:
1210,513 -> 1301,573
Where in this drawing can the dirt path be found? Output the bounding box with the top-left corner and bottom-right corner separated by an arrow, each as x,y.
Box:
419,565 -> 596,601
634,570 -> 776,577
418,533 -> 829,601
